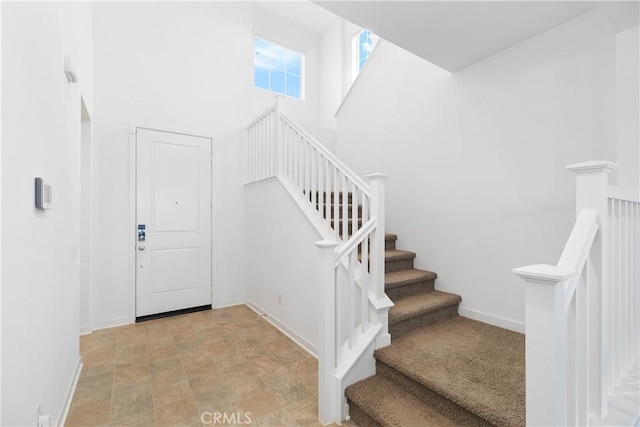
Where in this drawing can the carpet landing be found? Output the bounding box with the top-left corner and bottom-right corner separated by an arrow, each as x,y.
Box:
345,233 -> 525,427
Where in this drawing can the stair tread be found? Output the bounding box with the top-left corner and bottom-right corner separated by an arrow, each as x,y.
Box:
346,375 -> 484,427
385,269 -> 437,290
375,316 -> 525,427
389,290 -> 460,324
385,233 -> 398,241
384,249 -> 416,261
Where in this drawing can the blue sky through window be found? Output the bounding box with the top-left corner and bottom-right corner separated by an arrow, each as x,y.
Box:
357,30 -> 374,72
254,37 -> 303,99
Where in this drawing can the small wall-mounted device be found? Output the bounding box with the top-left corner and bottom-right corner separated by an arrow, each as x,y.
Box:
35,177 -> 53,210
138,224 -> 146,241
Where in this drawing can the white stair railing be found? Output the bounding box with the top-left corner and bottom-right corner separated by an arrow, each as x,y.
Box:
247,98 -> 393,425
514,161 -> 640,426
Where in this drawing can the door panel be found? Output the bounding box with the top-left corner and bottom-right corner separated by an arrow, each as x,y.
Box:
136,128 -> 212,317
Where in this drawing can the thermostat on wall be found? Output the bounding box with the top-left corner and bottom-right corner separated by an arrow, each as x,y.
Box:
35,177 -> 53,210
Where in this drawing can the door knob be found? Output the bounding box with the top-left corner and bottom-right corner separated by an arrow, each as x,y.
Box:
138,246 -> 145,251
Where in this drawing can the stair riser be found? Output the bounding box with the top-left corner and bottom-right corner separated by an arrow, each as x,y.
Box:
386,280 -> 436,300
389,306 -> 459,337
385,258 -> 414,273
375,361 -> 491,427
347,400 -> 383,427
385,239 -> 396,251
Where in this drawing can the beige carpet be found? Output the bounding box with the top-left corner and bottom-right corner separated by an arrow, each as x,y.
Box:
317,194 -> 525,426
348,235 -> 525,426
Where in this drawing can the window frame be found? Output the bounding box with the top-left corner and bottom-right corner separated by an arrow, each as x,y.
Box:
253,35 -> 305,100
351,29 -> 378,82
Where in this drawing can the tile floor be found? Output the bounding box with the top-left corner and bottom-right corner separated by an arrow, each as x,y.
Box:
67,305 -> 352,426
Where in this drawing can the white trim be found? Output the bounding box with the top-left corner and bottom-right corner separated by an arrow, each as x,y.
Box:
245,300 -> 318,358
335,39 -> 385,118
458,306 -> 525,334
91,317 -> 130,332
128,123 -> 214,323
608,185 -> 640,203
57,356 -> 82,427
214,298 -> 245,309
79,324 -> 93,335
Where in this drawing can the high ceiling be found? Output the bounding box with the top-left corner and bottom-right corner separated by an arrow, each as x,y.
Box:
313,1 -> 639,71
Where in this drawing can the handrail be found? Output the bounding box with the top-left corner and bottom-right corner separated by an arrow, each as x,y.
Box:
334,218 -> 377,266
246,105 -> 276,129
247,100 -> 391,425
608,185 -> 640,203
279,112 -> 372,196
514,160 -> 640,427
557,209 -> 598,275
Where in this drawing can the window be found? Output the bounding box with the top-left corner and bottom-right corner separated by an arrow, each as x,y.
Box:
254,36 -> 303,99
352,29 -> 378,81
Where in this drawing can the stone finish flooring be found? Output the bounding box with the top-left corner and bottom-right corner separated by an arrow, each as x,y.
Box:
67,305 -> 351,426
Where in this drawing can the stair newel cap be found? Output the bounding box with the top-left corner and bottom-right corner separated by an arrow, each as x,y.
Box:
566,161 -> 617,176
513,264 -> 576,285
314,240 -> 340,250
366,173 -> 389,181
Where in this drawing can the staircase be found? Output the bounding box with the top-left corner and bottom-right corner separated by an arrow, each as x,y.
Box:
247,103 -> 527,426
324,197 -> 527,426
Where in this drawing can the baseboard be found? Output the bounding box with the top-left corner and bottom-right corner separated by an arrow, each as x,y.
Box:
57,356 -> 82,427
79,324 -> 93,335
245,300 -> 318,358
91,316 -> 130,332
214,298 -> 245,309
458,307 -> 525,334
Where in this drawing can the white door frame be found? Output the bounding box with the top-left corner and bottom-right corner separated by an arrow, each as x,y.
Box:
128,123 -> 215,324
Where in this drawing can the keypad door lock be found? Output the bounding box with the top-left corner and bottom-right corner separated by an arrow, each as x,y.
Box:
138,224 -> 146,241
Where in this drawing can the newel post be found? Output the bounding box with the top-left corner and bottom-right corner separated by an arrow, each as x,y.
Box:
566,160 -> 616,418
513,265 -> 576,426
315,239 -> 341,425
367,173 -> 388,300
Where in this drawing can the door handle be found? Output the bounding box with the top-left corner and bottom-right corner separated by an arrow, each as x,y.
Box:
138,246 -> 146,251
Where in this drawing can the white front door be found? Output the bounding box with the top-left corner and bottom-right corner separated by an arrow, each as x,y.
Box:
136,128 -> 212,317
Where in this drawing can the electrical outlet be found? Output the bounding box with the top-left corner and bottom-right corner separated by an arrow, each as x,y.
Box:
38,414 -> 50,427
278,294 -> 282,305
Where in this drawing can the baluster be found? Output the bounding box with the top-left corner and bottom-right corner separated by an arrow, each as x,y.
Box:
312,148 -> 318,209
342,175 -> 348,241
333,169 -> 339,240
615,198 -> 622,384
248,126 -> 253,182
623,201 -> 629,371
293,131 -> 299,189
324,158 -> 330,223
318,153 -> 324,217
361,194 -> 369,333
352,182 -> 359,238
631,203 -> 640,362
347,250 -> 356,350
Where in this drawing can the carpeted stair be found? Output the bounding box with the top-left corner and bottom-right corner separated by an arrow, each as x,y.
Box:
315,192 -> 526,427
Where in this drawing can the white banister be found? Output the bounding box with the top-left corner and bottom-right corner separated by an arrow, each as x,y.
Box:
315,239 -> 341,425
515,161 -> 640,426
247,100 -> 392,424
513,264 -> 576,427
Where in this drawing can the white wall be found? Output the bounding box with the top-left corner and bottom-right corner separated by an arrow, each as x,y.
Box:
336,10 -> 621,332
91,2 -> 334,329
245,179 -> 322,355
1,2 -> 93,424
616,25 -> 639,191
